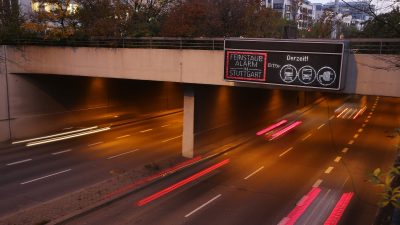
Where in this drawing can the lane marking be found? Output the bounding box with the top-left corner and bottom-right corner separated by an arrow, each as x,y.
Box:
161,135 -> 182,143
367,116 -> 371,119
353,134 -> 359,139
312,179 -> 323,188
184,194 -> 222,218
63,127 -> 73,130
348,140 -> 354,145
317,124 -> 325,130
342,147 -> 349,153
365,119 -> 369,123
161,124 -> 170,127
362,124 -> 366,128
302,134 -> 312,141
325,166 -> 334,174
329,115 -> 335,120
6,158 -> 32,166
107,149 -> 139,159
116,135 -> 130,139
358,129 -> 363,133
279,147 -> 293,158
369,112 -> 373,115
244,166 -> 264,180
52,149 -> 72,155
140,129 -> 153,133
21,169 -> 72,185
334,156 -> 342,163
88,142 -> 103,147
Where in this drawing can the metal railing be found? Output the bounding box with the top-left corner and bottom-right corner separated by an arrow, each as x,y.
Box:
2,37 -> 400,54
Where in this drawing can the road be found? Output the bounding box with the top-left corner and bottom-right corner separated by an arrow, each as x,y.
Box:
0,110 -> 184,217
66,95 -> 399,225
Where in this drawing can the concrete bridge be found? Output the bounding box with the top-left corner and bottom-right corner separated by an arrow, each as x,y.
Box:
1,39 -> 399,157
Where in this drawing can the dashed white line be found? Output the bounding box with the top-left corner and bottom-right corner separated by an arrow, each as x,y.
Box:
367,116 -> 371,119
365,119 -> 369,123
244,166 -> 265,180
317,124 -> 325,130
334,156 -> 342,163
6,158 -> 32,166
52,149 -> 72,155
161,124 -> 170,127
329,116 -> 335,120
185,194 -> 222,218
116,135 -> 130,139
21,169 -> 72,185
353,134 -> 359,139
302,134 -> 312,141
325,166 -> 334,174
362,124 -> 366,128
161,135 -> 182,143
342,147 -> 349,153
107,149 -> 139,159
312,179 -> 323,188
88,142 -> 103,147
348,140 -> 354,145
358,129 -> 363,133
279,147 -> 293,158
140,129 -> 153,133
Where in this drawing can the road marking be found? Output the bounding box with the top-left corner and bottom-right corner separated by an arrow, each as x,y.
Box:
358,128 -> 363,133
184,194 -> 222,218
365,119 -> 369,123
244,166 -> 264,180
348,140 -> 354,145
342,147 -> 349,153
116,135 -> 130,139
107,149 -> 139,159
353,134 -> 359,139
21,169 -> 72,185
161,124 -> 170,127
140,129 -> 153,133
6,158 -> 32,166
367,116 -> 371,119
334,156 -> 342,163
362,124 -> 366,128
317,124 -> 325,130
52,149 -> 72,155
88,142 -> 103,147
302,134 -> 312,141
312,179 -> 323,188
329,116 -> 335,120
325,166 -> 334,174
279,147 -> 293,158
63,127 -> 73,130
161,135 -> 182,143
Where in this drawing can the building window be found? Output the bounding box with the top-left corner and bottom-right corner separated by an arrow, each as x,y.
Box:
285,12 -> 291,19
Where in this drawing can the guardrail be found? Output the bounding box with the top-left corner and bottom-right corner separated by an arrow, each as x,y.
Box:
2,38 -> 400,54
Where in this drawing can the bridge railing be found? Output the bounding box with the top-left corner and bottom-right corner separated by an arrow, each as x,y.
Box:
2,37 -> 400,54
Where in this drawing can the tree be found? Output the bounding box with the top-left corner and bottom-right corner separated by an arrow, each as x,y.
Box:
361,8 -> 400,38
23,0 -> 79,39
0,0 -> 24,40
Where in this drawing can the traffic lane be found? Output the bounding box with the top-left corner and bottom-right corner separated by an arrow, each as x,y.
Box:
0,136 -> 183,217
0,112 -> 183,165
66,101 -> 352,225
338,96 -> 400,225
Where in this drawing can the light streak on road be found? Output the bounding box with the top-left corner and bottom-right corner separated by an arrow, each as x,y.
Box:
323,192 -> 354,225
26,127 -> 110,147
21,169 -> 72,185
12,126 -> 98,144
278,187 -> 321,225
184,194 -> 222,218
136,159 -> 230,206
256,120 -> 288,136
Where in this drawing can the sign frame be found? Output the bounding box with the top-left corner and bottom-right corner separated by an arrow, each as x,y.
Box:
224,38 -> 346,91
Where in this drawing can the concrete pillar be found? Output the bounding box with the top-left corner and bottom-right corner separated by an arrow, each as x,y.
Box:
182,85 -> 194,158
0,46 -> 11,141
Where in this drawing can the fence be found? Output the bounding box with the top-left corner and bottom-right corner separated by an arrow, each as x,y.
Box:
2,37 -> 400,54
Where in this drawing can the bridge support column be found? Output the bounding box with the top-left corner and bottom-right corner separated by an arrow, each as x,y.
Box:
182,85 -> 194,158
0,46 -> 11,141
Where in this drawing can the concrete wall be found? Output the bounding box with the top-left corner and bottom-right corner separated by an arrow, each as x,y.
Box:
4,45 -> 400,97
5,74 -> 183,140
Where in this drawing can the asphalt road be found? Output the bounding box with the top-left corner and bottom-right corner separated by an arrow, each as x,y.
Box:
0,110 -> 185,217
65,95 -> 399,225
